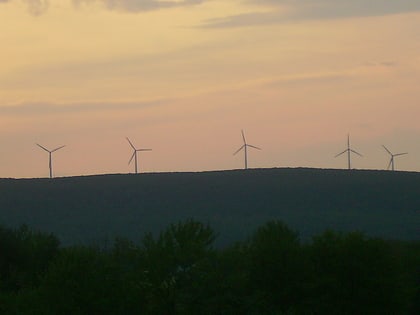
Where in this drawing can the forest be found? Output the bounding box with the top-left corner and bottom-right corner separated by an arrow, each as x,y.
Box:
1,220 -> 418,315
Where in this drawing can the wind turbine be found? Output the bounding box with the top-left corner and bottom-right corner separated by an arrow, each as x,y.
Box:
233,130 -> 261,170
126,137 -> 152,174
36,143 -> 65,178
382,145 -> 407,171
335,134 -> 362,170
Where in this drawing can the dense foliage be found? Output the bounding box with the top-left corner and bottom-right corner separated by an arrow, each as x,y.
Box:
0,220 -> 419,314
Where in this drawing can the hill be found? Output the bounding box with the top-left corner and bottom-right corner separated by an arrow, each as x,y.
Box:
0,168 -> 419,246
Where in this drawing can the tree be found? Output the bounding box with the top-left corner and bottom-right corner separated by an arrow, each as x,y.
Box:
36,246 -> 123,315
309,230 -> 404,314
0,225 -> 59,314
141,219 -> 217,314
246,220 -> 307,314
0,225 -> 59,292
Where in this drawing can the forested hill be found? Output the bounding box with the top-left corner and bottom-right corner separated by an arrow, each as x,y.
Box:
0,168 -> 419,246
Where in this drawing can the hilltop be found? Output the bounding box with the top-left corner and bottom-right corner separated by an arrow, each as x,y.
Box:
0,168 -> 419,246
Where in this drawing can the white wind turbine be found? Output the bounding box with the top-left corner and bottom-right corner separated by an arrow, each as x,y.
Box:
335,134 -> 362,170
382,145 -> 408,171
36,143 -> 65,178
126,137 -> 152,174
233,130 -> 261,170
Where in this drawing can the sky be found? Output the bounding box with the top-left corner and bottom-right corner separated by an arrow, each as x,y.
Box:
0,0 -> 419,178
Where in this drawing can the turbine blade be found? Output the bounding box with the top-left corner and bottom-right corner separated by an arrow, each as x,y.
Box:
350,149 -> 363,157
233,145 -> 245,155
247,144 -> 261,150
126,137 -> 136,150
36,143 -> 50,152
51,145 -> 65,153
335,149 -> 347,158
394,152 -> 408,157
382,145 -> 392,155
241,130 -> 246,144
137,149 -> 152,152
128,152 -> 135,165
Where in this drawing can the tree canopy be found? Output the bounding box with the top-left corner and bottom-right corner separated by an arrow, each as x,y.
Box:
0,219 -> 418,314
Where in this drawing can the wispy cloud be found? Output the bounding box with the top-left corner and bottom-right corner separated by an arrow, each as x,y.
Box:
1,0 -> 206,15
73,0 -> 206,12
0,0 -> 49,15
364,61 -> 398,67
0,99 -> 171,116
202,0 -> 420,28
23,0 -> 49,16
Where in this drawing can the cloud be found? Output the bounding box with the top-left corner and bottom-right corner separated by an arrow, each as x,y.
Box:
202,0 -> 420,28
261,72 -> 355,88
1,0 -> 206,15
73,0 -> 206,12
0,0 -> 49,15
0,99 -> 171,116
201,11 -> 283,29
23,0 -> 49,16
364,61 -> 398,67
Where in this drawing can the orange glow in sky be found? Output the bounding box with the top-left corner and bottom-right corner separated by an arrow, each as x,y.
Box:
1,0 -> 419,177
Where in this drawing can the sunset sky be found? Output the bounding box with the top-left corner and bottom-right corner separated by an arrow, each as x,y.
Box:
1,0 -> 419,178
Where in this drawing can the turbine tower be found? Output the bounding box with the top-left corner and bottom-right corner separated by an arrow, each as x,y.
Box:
382,145 -> 407,171
36,143 -> 65,179
233,130 -> 261,170
335,134 -> 362,170
126,137 -> 152,174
